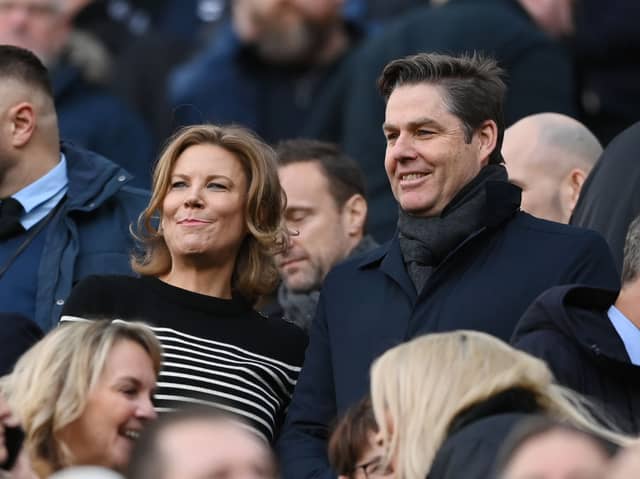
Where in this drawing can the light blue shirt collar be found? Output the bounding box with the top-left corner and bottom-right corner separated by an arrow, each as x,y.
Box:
12,153 -> 68,230
608,305 -> 640,365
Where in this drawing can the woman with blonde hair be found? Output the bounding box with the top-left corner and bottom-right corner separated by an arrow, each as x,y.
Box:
61,124 -> 307,442
370,330 -> 631,479
1,319 -> 162,478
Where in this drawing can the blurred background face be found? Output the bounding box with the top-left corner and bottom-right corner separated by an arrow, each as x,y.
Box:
58,339 -> 157,472
0,0 -> 70,65
160,420 -> 277,479
277,161 -> 353,292
501,429 -> 610,479
231,0 -> 343,64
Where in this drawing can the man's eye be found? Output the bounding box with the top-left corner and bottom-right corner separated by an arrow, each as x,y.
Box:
384,132 -> 398,142
416,129 -> 434,137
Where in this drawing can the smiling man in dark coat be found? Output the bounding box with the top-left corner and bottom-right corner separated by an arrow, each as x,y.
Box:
513,214 -> 640,434
277,52 -> 620,479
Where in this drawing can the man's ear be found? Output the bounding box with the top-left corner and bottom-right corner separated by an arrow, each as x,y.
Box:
475,119 -> 498,167
341,194 -> 367,237
8,102 -> 36,148
565,167 -> 588,215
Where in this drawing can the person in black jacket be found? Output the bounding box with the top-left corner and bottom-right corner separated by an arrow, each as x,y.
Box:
368,331 -> 629,479
571,121 -> 640,274
512,214 -> 640,434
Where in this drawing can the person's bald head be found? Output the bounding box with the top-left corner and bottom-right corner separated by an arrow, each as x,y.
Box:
502,113 -> 602,223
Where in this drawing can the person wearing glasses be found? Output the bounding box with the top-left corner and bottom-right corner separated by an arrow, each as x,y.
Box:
328,397 -> 392,479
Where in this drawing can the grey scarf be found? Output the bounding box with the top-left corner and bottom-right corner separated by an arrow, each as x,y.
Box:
398,165 -> 508,293
278,235 -> 379,332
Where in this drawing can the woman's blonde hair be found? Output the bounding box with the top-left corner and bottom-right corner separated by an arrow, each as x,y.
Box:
131,124 -> 287,303
0,319 -> 163,477
370,330 -> 631,479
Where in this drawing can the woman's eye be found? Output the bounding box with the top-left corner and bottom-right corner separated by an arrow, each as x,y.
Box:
170,181 -> 187,189
121,387 -> 137,397
207,182 -> 227,190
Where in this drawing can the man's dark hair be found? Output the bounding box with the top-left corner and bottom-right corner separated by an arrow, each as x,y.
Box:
0,45 -> 54,99
276,139 -> 367,208
377,52 -> 506,165
127,407 -> 271,479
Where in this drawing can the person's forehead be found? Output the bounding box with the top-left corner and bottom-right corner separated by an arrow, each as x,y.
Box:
384,83 -> 456,127
279,161 -> 332,198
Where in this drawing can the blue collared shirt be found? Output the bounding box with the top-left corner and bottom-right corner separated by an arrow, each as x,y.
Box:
608,305 -> 640,365
12,154 -> 68,230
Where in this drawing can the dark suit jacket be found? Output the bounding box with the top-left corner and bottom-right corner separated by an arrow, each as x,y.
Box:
277,186 -> 619,479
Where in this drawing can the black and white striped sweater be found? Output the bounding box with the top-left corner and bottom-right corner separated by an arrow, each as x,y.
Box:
61,275 -> 308,441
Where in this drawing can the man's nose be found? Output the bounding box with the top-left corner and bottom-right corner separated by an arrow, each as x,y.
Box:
388,132 -> 418,162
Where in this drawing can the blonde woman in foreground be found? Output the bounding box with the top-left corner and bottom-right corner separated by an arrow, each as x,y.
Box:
370,330 -> 632,479
1,320 -> 162,478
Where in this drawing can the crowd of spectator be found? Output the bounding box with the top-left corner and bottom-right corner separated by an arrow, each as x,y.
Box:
1,0 -> 640,478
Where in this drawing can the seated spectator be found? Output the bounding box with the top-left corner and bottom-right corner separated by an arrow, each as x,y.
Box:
571,121 -> 640,273
0,0 -> 154,187
170,0 -> 365,144
1,319 -> 162,478
304,0 -> 578,240
0,45 -> 149,331
502,113 -> 602,224
493,417 -> 615,479
369,331 -> 630,479
512,214 -> 640,433
328,396 -> 391,479
278,52 -> 619,479
127,407 -> 278,479
265,139 -> 376,331
61,124 -> 308,442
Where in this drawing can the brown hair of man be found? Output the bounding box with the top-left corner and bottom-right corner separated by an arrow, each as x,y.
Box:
377,52 -> 506,165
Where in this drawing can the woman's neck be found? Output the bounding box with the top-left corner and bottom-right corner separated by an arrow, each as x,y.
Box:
159,261 -> 234,299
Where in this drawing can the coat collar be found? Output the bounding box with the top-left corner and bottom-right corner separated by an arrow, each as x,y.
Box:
356,175 -> 521,299
61,141 -> 136,210
513,284 -> 636,366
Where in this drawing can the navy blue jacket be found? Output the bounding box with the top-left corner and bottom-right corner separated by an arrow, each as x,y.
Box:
277,185 -> 619,479
32,142 -> 149,331
512,285 -> 640,434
